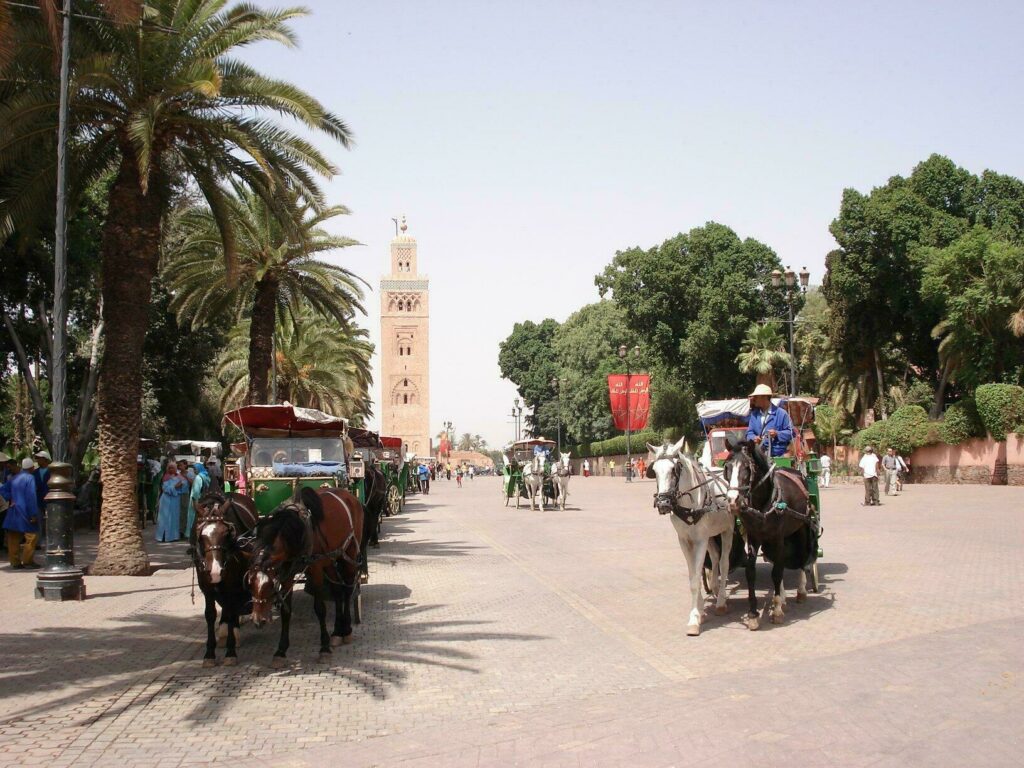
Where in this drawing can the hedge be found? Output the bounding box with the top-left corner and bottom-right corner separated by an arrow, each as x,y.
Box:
974,384 -> 1024,441
938,398 -> 985,445
569,429 -> 674,458
852,405 -> 939,455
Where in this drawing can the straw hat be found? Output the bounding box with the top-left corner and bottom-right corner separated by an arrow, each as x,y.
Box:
21,458 -> 35,470
748,383 -> 774,398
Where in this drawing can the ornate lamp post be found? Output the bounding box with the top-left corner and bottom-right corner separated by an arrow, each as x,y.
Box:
618,344 -> 641,482
551,377 -> 561,454
510,398 -> 523,441
770,266 -> 810,396
35,462 -> 86,600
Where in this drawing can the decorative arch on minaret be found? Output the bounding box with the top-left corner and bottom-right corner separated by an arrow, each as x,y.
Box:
391,378 -> 420,406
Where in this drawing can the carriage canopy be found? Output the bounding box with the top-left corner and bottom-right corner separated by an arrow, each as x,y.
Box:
223,404 -> 348,438
696,397 -> 818,430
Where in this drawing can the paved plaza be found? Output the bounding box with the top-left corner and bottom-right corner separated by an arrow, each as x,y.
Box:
0,477 -> 1021,767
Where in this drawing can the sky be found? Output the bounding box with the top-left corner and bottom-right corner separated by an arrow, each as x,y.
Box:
243,0 -> 1024,448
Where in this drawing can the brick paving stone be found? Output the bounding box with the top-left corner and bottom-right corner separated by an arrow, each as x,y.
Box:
0,479 -> 1020,766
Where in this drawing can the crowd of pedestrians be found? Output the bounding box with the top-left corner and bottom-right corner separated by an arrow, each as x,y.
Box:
0,448 -> 52,569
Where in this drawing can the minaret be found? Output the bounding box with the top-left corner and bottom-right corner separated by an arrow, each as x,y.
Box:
380,217 -> 430,457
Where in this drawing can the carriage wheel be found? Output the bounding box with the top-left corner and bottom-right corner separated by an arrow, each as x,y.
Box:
702,566 -> 712,596
515,481 -> 522,509
386,485 -> 401,517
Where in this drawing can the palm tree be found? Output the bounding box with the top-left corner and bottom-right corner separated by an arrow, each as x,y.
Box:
216,309 -> 373,423
816,350 -> 875,427
735,322 -> 794,392
0,1 -> 352,574
162,189 -> 364,403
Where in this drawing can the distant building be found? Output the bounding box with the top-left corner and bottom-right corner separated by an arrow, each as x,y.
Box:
448,450 -> 495,470
380,217 -> 430,458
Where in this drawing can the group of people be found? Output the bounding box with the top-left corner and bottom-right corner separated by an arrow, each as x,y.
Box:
858,446 -> 909,506
0,448 -> 52,569
155,455 -> 220,544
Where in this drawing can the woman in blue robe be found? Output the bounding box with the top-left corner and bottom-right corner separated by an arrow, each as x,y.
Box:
156,465 -> 188,542
186,462 -> 211,537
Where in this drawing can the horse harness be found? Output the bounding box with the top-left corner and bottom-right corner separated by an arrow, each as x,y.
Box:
190,496 -> 258,604
651,457 -> 726,526
728,454 -> 816,526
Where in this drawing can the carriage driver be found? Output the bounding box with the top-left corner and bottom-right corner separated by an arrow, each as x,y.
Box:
745,384 -> 793,457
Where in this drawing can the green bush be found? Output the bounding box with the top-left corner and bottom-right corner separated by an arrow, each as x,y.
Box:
852,405 -> 938,455
572,429 -> 673,457
938,398 -> 985,445
975,383 -> 1024,441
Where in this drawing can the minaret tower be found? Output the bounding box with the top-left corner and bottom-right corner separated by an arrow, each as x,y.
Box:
380,217 -> 430,457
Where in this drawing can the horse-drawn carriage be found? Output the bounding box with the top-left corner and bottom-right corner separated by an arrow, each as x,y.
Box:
376,436 -> 408,516
697,396 -> 823,593
223,404 -> 352,517
501,438 -> 569,510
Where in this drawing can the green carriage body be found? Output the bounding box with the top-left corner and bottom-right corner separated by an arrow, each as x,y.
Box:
377,436 -> 407,515
223,405 -> 351,516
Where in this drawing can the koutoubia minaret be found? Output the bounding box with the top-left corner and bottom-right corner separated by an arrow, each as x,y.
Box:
380,216 -> 431,458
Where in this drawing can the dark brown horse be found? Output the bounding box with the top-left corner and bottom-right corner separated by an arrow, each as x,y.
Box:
246,486 -> 364,668
192,491 -> 259,666
723,440 -> 817,630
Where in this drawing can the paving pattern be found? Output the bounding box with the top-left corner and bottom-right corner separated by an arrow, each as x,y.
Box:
0,477 -> 1020,767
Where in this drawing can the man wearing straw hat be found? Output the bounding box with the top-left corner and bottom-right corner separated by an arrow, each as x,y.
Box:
0,457 -> 41,568
745,384 -> 794,458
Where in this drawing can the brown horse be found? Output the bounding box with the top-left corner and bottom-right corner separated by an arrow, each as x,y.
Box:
246,486 -> 364,668
192,491 -> 259,666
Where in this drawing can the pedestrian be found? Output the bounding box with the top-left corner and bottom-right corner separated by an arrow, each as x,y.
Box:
637,457 -> 646,478
882,448 -> 900,495
582,458 -> 590,478
176,459 -> 191,537
446,463 -> 452,481
468,465 -> 475,481
0,452 -> 12,528
188,462 -> 211,539
896,453 -> 909,491
456,466 -> 463,488
859,446 -> 880,506
608,459 -> 615,477
156,464 -> 188,542
819,453 -> 831,488
417,462 -> 430,494
1,458 -> 41,568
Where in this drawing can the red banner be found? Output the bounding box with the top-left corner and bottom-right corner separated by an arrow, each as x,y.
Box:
608,374 -> 651,431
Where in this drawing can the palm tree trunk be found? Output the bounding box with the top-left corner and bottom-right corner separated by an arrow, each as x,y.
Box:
873,348 -> 888,420
90,162 -> 165,576
931,358 -> 953,419
247,276 -> 278,404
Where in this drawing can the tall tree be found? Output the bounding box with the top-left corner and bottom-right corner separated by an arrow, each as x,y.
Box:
497,319 -> 560,438
0,1 -> 352,574
596,222 -> 788,399
215,308 -> 373,423
162,189 -> 364,404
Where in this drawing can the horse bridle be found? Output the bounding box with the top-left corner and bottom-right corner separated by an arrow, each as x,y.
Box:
650,456 -> 720,525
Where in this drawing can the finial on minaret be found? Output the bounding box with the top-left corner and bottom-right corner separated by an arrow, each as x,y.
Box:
400,215 -> 407,234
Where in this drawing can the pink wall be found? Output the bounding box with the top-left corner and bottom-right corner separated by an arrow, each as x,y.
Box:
909,434 -> 1024,485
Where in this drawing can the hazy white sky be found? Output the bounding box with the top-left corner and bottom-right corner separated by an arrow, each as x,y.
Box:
246,0 -> 1024,448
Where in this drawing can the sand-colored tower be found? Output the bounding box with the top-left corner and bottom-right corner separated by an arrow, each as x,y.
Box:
380,217 -> 430,458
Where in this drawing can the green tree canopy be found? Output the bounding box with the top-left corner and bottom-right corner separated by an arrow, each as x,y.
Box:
735,322 -> 793,393
595,222 -> 787,399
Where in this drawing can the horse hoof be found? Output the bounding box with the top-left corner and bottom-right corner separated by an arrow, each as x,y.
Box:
342,633 -> 355,645
686,624 -> 700,637
770,612 -> 785,625
270,656 -> 287,669
318,652 -> 331,663
714,605 -> 728,616
745,615 -> 760,631
796,592 -> 808,603
222,656 -> 237,667
202,658 -> 216,668
330,635 -> 343,647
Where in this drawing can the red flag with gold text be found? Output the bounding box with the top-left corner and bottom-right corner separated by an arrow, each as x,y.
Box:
607,374 -> 651,431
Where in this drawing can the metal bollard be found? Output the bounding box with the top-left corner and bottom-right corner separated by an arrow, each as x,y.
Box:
35,461 -> 86,601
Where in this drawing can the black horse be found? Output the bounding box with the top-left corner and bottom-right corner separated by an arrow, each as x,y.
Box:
192,491 -> 259,666
723,440 -> 817,630
362,463 -> 388,551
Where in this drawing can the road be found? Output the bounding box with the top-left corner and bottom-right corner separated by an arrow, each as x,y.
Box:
0,476 -> 1021,767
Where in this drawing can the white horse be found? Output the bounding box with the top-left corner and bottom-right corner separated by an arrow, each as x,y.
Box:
552,452 -> 571,510
648,437 -> 736,636
521,454 -> 545,511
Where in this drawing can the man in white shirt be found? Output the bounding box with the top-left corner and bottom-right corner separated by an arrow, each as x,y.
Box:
859,446 -> 880,506
819,453 -> 831,488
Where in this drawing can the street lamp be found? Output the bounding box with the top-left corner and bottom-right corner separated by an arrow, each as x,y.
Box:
551,377 -> 561,455
510,398 -> 523,441
771,266 -> 811,395
618,344 -> 641,482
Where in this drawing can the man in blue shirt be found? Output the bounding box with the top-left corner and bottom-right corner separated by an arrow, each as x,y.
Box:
745,384 -> 793,458
1,458 -> 41,568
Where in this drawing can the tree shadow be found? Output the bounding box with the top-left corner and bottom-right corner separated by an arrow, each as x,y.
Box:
0,582 -> 548,730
